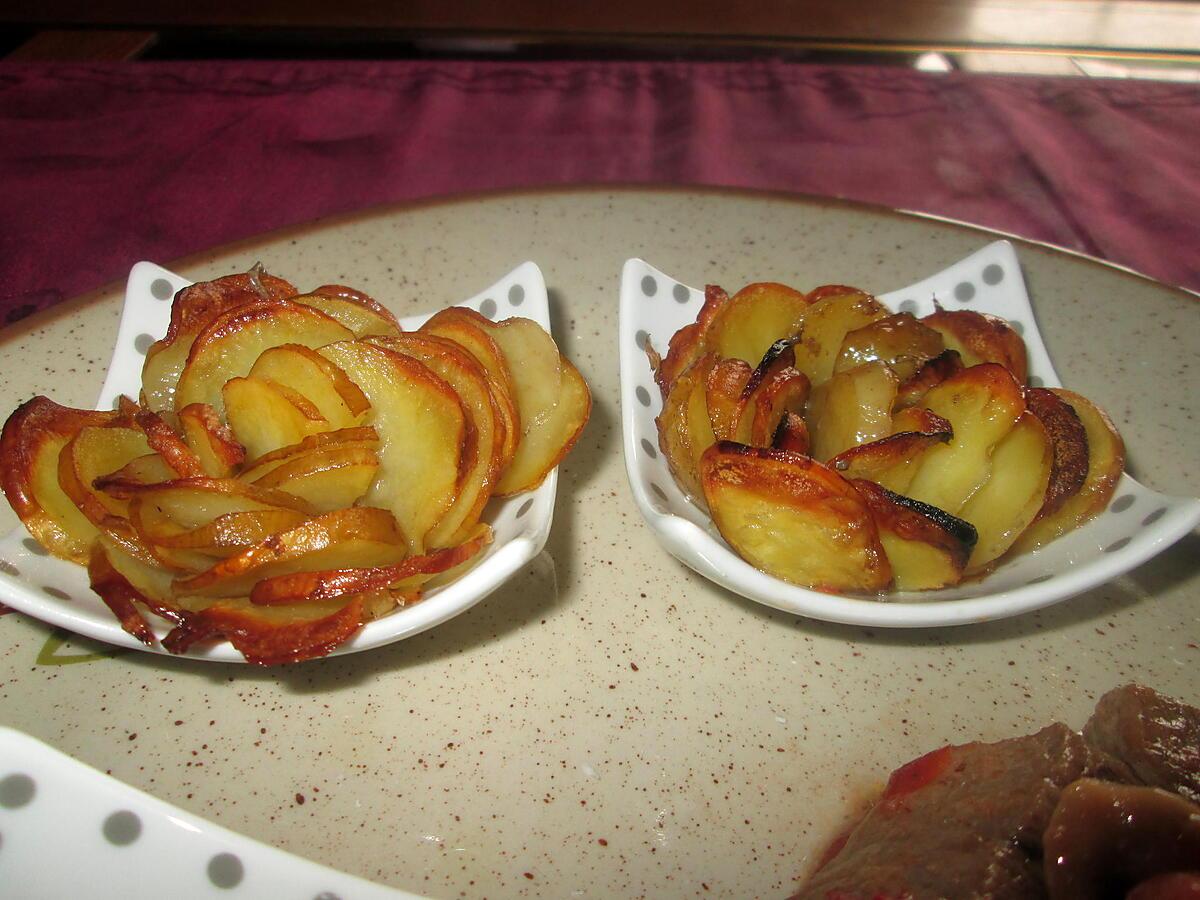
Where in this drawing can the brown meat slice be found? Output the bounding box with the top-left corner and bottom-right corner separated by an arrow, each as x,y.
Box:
1083,684 -> 1200,805
793,724 -> 1109,900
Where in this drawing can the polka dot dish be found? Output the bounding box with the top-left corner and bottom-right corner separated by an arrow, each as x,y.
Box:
619,241 -> 1200,627
0,726 -> 416,899
0,261 -> 559,661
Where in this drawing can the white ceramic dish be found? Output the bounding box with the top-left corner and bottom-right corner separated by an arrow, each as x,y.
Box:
619,241 -> 1200,627
0,261 -> 558,662
0,726 -> 418,898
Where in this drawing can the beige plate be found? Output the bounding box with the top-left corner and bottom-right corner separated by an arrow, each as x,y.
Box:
0,187 -> 1196,899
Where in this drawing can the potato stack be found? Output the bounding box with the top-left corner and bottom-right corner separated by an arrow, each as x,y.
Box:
650,282 -> 1123,594
1,270 -> 590,663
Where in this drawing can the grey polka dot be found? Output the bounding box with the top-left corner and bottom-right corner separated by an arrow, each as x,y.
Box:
641,275 -> 658,297
0,560 -> 17,577
640,439 -> 658,459
672,284 -> 690,304
635,329 -> 650,351
650,483 -> 670,502
635,386 -> 652,407
1142,507 -> 1167,526
0,774 -> 35,809
954,281 -> 976,302
1110,494 -> 1134,513
102,810 -> 142,846
150,278 -> 174,300
133,333 -> 156,355
22,538 -> 47,556
208,853 -> 244,889
981,264 -> 1004,285
515,499 -> 534,519
1105,537 -> 1132,553
507,284 -> 525,306
1009,320 -> 1024,335
42,586 -> 71,601
898,299 -> 918,314
1028,375 -> 1045,388
477,298 -> 497,319
1028,574 -> 1053,585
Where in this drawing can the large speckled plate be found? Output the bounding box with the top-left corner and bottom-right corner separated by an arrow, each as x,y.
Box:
0,188 -> 1196,899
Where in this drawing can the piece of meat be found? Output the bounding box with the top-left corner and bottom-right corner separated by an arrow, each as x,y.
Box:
793,724 -> 1111,900
1083,684 -> 1200,804
1043,778 -> 1200,900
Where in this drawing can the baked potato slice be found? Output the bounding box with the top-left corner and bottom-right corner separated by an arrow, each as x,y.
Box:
1010,389 -> 1124,555
744,366 -> 810,448
251,444 -> 379,513
319,340 -> 467,553
58,423 -> 154,525
894,349 -> 965,411
292,286 -> 402,338
957,412 -> 1053,572
806,361 -> 900,462
94,452 -> 178,496
239,426 -> 379,483
771,411 -> 811,455
835,313 -> 945,381
223,375 -> 331,462
177,403 -> 245,478
703,282 -> 810,366
922,308 -> 1028,384
650,284 -> 730,399
791,287 -> 890,386
131,406 -> 206,478
117,477 -> 319,531
656,352 -> 718,503
827,415 -> 952,495
705,357 -> 754,442
1024,387 -> 1090,520
248,344 -> 370,429
700,442 -> 892,593
851,479 -> 976,591
902,364 -> 1026,515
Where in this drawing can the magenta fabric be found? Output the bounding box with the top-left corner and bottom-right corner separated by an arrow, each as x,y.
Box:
1,60 -> 1197,324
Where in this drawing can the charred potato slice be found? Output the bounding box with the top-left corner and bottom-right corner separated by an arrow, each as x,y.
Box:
700,442 -> 892,593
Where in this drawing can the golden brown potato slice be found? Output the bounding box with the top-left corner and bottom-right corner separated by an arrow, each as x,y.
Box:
902,364 -> 1026,515
130,406 -> 206,478
1024,387 -> 1090,520
249,344 -> 370,429
95,452 -> 178,496
118,477 -> 319,530
651,284 -> 730,400
141,271 -> 296,413
320,340 -> 467,552
370,332 -> 504,547
807,361 -> 900,462
239,426 -> 379,482
173,507 -> 407,598
173,297 -> 353,417
419,307 -> 520,469
851,479 -> 976,591
0,399 -> 127,561
922,308 -> 1028,384
744,366 -> 810,448
1010,389 -> 1125,555
703,282 -> 810,366
828,417 -> 952,495
87,542 -> 160,645
835,312 -> 945,381
893,349 -> 966,411
292,287 -> 402,338
495,355 -> 591,496
223,375 -> 330,461
705,358 -> 755,442
700,442 -> 892,593
656,352 -> 717,502
127,499 -> 228,574
58,423 -> 154,525
252,444 -> 379,513
249,526 -> 492,605
152,508 -> 311,555
792,288 -> 890,386
177,403 -> 245,478
958,412 -> 1053,572
771,411 -> 811,455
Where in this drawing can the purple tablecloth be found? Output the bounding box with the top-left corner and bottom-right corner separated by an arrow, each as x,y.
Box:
2,60 -> 1197,323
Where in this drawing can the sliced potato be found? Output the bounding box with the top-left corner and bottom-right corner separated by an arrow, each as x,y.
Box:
806,362 -> 899,462
922,308 -> 1028,384
1010,389 -> 1125,555
174,297 -> 353,416
153,508 -> 311,554
902,364 -> 1025,515
657,353 -> 716,502
239,426 -> 379,483
320,340 -> 467,552
223,376 -> 330,461
0,399 -> 123,561
252,444 -> 379,512
851,479 -> 976,591
703,282 -> 810,366
700,442 -> 892,593
249,344 -> 370,429
771,410 -> 810,455
651,284 -> 730,399
835,313 -> 945,381
132,406 -> 206,478
894,349 -> 965,411
744,366 -> 810,448
792,288 -> 889,386
292,287 -> 402,338
141,271 -> 296,413
58,424 -> 153,524
828,419 -> 952,496
95,452 -> 178,496
178,403 -> 245,478
957,412 -> 1052,572
118,477 -> 319,530
1024,387 -> 1089,520
705,358 -> 754,442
